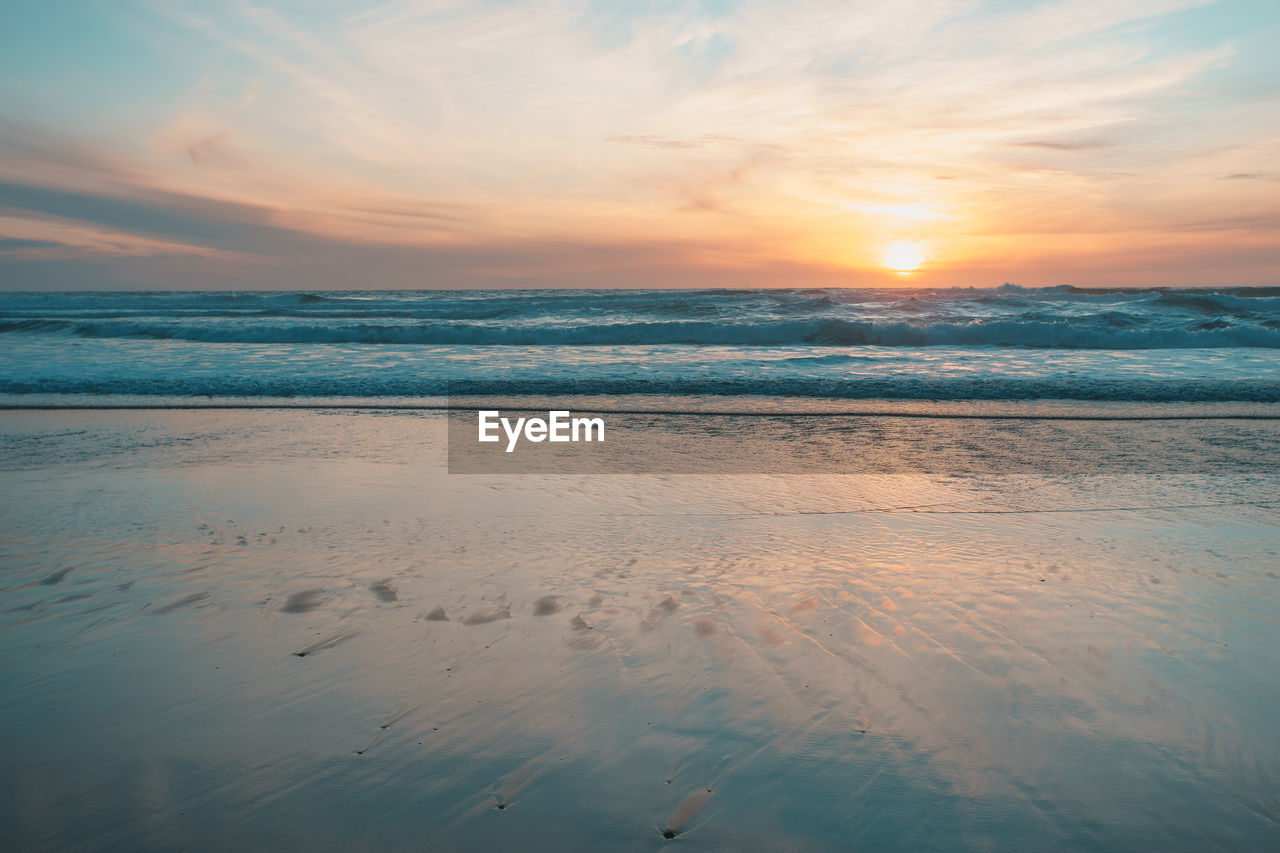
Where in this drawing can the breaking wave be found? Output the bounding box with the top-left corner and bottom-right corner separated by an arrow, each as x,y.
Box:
5,286 -> 1280,401
2,284 -> 1280,348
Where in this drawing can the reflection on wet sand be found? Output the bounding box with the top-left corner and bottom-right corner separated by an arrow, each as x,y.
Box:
1,410 -> 1278,850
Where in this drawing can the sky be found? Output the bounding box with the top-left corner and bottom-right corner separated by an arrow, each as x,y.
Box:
0,0 -> 1278,290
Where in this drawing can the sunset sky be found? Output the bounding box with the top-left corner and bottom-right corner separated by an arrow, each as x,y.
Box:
1,0 -> 1278,290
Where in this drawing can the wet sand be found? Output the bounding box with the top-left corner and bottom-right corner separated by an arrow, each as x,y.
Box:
2,409 -> 1279,850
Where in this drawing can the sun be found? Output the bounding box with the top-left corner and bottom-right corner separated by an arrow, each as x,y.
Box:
881,241 -> 926,274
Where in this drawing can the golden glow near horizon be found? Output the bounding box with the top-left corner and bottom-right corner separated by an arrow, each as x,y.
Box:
0,1 -> 1278,289
882,242 -> 927,274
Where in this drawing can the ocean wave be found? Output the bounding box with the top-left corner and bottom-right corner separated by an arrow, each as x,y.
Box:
4,286 -> 1280,349
2,317 -> 1278,348
4,375 -> 1280,402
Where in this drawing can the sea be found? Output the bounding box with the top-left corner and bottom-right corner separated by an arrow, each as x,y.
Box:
3,285 -> 1280,403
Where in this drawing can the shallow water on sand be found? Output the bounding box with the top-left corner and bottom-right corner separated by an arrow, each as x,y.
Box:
1,410 -> 1279,850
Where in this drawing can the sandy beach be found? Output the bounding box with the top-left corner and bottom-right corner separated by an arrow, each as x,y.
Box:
3,408 -> 1278,850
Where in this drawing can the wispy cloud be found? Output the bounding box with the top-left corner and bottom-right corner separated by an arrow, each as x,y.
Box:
1,0 -> 1277,287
